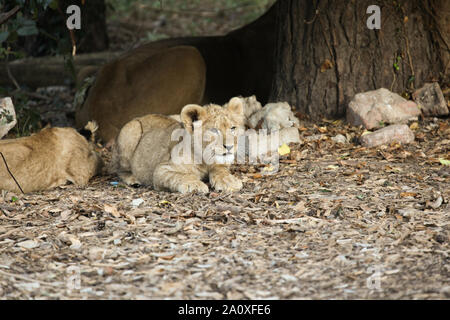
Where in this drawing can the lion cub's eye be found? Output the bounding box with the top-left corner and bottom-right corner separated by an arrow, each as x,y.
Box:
230,126 -> 236,132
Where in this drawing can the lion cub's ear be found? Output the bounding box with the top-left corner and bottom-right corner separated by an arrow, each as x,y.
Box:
227,97 -> 244,115
181,104 -> 207,133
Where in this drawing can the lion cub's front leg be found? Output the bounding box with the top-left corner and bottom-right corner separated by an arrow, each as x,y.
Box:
153,163 -> 209,194
209,164 -> 243,192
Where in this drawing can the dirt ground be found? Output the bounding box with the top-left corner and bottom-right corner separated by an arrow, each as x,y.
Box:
0,113 -> 448,299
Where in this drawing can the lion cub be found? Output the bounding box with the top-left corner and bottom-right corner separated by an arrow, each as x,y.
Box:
0,127 -> 102,193
110,97 -> 245,193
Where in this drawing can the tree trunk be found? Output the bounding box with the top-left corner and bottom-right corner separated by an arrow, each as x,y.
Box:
270,0 -> 449,119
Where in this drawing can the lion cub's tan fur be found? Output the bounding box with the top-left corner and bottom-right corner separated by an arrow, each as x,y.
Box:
110,98 -> 245,193
0,127 -> 102,193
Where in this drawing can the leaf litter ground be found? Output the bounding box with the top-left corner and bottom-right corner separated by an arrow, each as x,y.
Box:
0,114 -> 448,299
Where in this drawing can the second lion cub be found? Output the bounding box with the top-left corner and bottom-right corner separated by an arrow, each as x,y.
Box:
110,97 -> 245,193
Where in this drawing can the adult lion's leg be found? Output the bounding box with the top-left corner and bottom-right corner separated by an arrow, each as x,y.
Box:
153,163 -> 209,194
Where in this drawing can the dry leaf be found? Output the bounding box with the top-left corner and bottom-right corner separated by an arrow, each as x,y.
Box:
320,59 -> 333,72
104,204 -> 120,218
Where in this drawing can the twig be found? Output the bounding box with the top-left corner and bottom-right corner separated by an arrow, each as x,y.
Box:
5,55 -> 21,91
0,152 -> 24,194
12,90 -> 51,102
0,269 -> 60,287
0,6 -> 20,26
390,72 -> 397,92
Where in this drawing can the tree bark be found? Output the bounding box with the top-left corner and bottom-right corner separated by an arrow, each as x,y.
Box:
270,0 -> 449,119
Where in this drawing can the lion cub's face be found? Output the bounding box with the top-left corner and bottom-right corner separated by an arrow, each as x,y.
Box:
180,97 -> 245,165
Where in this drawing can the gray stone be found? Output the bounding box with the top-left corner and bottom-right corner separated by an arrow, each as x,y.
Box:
279,126 -> 301,145
240,127 -> 300,157
241,95 -> 263,123
347,88 -> 420,130
331,134 -> 347,144
0,97 -> 17,139
248,102 -> 299,131
360,124 -> 415,148
412,82 -> 449,116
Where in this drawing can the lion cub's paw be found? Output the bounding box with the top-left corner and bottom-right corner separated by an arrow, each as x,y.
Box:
211,174 -> 243,192
177,180 -> 209,194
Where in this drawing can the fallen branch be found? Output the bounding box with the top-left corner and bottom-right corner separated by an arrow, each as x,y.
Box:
0,6 -> 20,26
0,152 -> 24,194
0,51 -> 122,88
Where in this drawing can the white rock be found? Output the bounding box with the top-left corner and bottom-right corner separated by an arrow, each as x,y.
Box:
347,88 -> 420,129
281,274 -> 298,282
17,240 -> 40,249
241,95 -> 263,122
331,134 -> 347,144
132,198 -> 144,207
360,124 -> 415,148
248,101 -> 299,131
240,127 -> 300,157
0,97 -> 17,139
279,126 -> 301,145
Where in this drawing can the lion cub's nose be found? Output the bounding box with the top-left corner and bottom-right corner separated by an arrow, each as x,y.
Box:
224,145 -> 233,152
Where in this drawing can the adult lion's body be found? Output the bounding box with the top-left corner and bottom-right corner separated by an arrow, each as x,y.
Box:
110,98 -> 245,194
76,45 -> 206,143
0,127 -> 102,193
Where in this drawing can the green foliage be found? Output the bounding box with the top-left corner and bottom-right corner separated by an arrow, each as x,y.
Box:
0,0 -> 60,59
10,95 -> 42,137
0,109 -> 14,125
393,55 -> 401,72
0,88 -> 42,137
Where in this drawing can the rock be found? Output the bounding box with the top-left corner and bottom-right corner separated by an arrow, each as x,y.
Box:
279,127 -> 301,145
331,134 -> 347,144
241,95 -> 263,123
132,198 -> 145,207
0,97 -> 17,139
360,124 -> 415,148
248,102 -> 299,131
17,240 -> 40,249
347,88 -> 420,130
412,82 -> 449,116
240,127 -> 300,158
